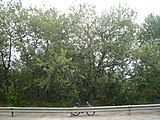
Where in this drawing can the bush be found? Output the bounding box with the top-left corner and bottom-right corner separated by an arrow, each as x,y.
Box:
5,87 -> 24,106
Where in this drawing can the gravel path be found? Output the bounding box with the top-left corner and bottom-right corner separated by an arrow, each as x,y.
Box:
0,109 -> 159,120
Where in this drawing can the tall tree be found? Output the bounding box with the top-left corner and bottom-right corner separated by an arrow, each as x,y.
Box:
132,14 -> 160,103
0,0 -> 24,94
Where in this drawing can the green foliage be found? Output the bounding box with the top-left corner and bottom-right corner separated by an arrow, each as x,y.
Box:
5,86 -> 24,106
0,0 -> 159,107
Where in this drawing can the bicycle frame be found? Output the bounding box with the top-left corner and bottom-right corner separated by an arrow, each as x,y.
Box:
71,101 -> 95,116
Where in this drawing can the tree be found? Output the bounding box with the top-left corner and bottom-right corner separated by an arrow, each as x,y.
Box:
131,14 -> 160,103
0,0 -> 25,99
1,0 -> 159,106
92,4 -> 138,105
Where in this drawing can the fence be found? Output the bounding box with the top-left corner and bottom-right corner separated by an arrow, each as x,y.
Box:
0,104 -> 160,117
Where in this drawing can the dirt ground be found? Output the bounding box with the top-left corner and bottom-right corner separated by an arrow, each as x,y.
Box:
0,109 -> 160,120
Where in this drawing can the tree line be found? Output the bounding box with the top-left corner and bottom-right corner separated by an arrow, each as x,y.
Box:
0,0 -> 160,106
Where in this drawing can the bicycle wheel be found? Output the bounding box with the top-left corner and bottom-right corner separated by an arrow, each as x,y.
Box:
86,111 -> 95,116
71,112 -> 80,116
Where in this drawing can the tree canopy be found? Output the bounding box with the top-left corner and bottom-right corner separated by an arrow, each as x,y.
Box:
0,0 -> 159,106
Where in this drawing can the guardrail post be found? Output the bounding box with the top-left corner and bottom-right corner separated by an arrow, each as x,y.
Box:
128,105 -> 131,115
11,108 -> 14,117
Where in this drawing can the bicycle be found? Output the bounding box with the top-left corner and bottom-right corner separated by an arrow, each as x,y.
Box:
71,101 -> 95,116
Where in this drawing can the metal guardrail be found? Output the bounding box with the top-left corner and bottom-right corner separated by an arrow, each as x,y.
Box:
0,104 -> 160,117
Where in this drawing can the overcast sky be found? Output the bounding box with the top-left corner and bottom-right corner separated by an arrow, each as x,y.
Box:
16,0 -> 160,23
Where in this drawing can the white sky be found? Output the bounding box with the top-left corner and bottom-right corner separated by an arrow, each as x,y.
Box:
16,0 -> 160,23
